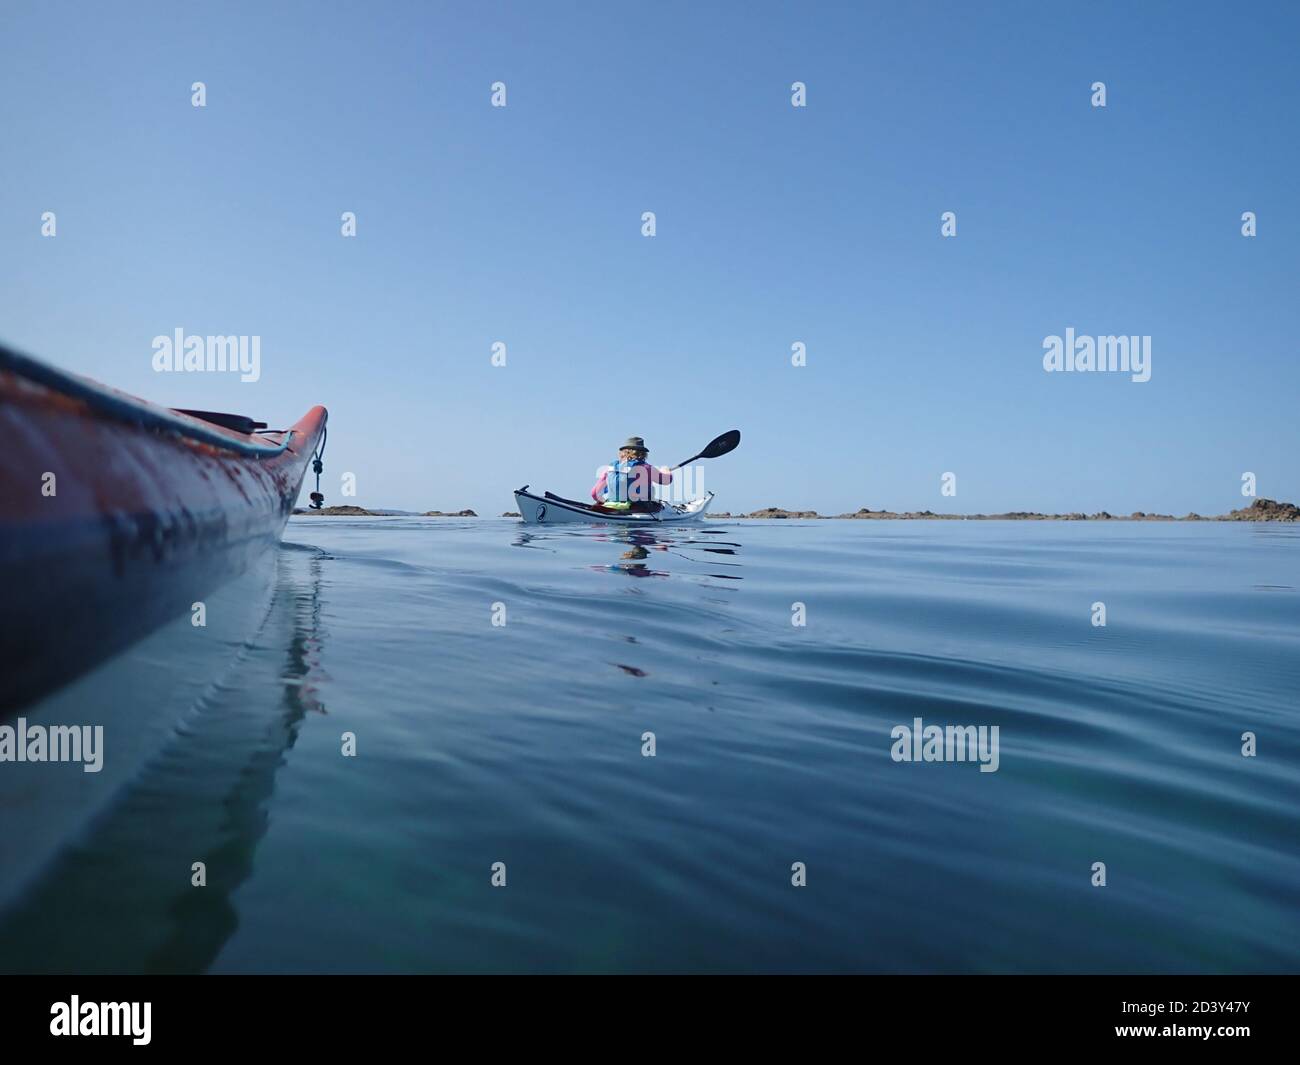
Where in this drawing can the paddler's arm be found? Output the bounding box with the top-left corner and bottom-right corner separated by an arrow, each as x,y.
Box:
591,470 -> 609,501
650,465 -> 673,484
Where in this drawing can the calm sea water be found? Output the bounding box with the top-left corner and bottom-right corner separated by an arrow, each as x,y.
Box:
2,518 -> 1298,973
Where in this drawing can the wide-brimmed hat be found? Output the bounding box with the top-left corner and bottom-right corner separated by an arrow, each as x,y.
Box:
619,436 -> 649,454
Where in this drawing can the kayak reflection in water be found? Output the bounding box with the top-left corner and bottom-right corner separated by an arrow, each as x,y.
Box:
591,529 -> 671,578
583,528 -> 744,581
590,436 -> 673,512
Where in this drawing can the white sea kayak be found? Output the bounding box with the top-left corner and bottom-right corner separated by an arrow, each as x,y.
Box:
514,486 -> 714,524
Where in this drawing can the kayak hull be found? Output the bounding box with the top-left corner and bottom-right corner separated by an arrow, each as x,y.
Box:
0,344 -> 327,713
514,486 -> 714,525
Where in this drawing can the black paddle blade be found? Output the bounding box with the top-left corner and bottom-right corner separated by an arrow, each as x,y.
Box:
698,429 -> 741,459
672,429 -> 741,469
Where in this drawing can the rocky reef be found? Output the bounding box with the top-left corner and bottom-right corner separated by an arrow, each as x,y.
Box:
292,506 -> 479,516
292,505 -> 372,516
298,498 -> 1300,522
713,498 -> 1300,521
1221,498 -> 1300,521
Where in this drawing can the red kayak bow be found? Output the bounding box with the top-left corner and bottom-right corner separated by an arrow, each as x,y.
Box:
0,344 -> 327,713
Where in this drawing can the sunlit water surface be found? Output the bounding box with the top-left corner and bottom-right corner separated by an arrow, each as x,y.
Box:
2,518 -> 1297,973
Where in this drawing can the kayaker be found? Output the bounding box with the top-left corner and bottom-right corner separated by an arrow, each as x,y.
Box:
591,436 -> 673,511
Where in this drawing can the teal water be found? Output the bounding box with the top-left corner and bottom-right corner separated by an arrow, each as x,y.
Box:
2,518 -> 1298,973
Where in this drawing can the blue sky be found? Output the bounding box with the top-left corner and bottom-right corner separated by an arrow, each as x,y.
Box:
2,1 -> 1297,514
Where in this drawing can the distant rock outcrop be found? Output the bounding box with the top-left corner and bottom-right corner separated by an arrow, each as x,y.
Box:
293,505 -> 373,516
300,498 -> 1300,522
719,498 -> 1299,521
293,505 -> 482,517
1223,498 -> 1300,521
746,507 -> 823,519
